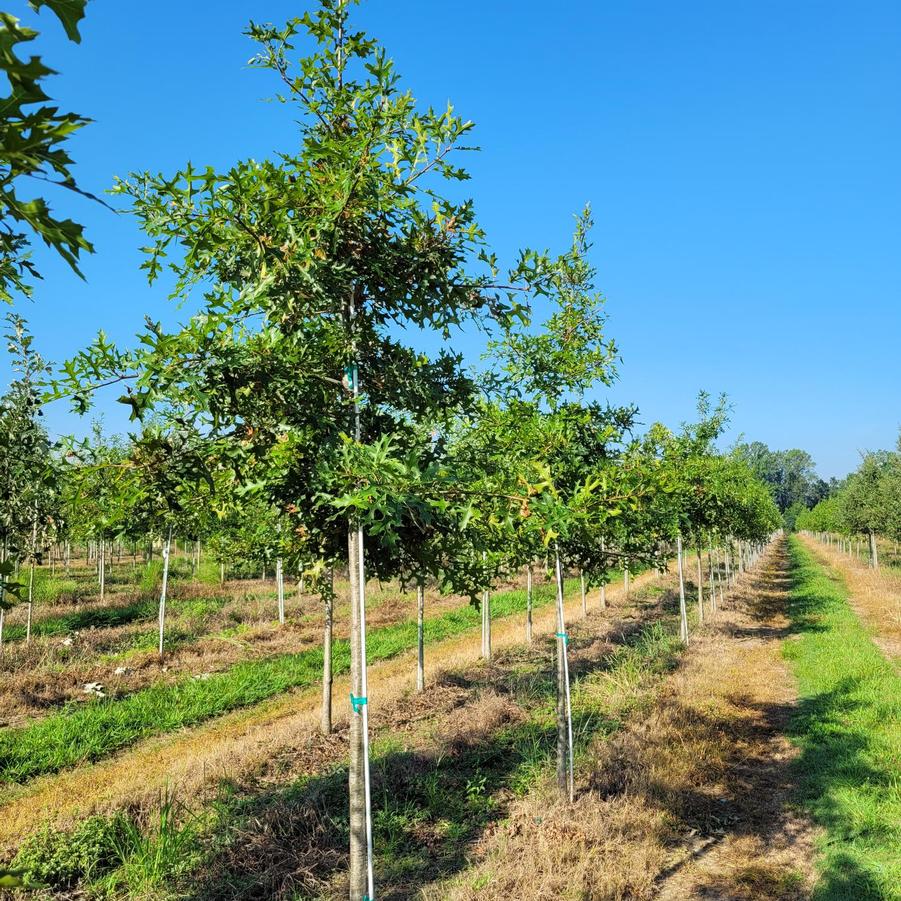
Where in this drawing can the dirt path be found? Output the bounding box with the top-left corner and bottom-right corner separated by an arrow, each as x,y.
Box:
652,539 -> 819,899
437,540 -> 821,901
0,568 -> 657,852
798,533 -> 901,662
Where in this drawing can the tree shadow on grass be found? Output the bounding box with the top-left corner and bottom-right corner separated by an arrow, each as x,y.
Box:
186,701 -> 569,899
181,606 -> 678,901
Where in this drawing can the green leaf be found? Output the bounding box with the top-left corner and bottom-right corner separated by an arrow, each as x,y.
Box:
29,0 -> 87,42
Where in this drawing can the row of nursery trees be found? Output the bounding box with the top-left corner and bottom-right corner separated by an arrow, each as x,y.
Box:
796,436 -> 901,568
0,2 -> 780,896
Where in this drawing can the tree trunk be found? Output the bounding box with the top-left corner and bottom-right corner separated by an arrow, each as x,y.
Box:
600,537 -> 607,608
526,565 -> 533,643
220,561 -> 225,585
347,524 -> 374,901
695,543 -> 704,625
554,550 -> 574,801
277,557 -> 285,624
624,558 -> 630,597
708,546 -> 716,616
579,570 -> 587,617
869,531 -> 879,569
99,539 -> 105,601
26,517 -> 37,644
481,586 -> 491,660
321,568 -> 334,735
677,535 -> 689,644
416,581 -> 425,692
158,527 -> 172,661
26,560 -> 35,644
0,535 -> 7,658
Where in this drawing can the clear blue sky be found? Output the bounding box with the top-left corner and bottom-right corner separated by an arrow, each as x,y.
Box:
4,0 -> 900,478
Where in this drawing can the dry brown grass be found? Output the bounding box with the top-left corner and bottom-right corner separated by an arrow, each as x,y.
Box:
432,541 -> 819,901
799,534 -> 901,660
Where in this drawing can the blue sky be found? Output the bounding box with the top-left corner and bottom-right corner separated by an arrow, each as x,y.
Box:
3,0 -> 900,478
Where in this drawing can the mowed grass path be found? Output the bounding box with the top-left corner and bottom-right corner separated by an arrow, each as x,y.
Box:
0,577 -> 586,784
784,538 -> 901,900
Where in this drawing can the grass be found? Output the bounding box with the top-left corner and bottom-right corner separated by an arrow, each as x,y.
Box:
0,597 -> 158,644
11,792 -> 203,896
784,537 -> 901,900
0,577 -> 585,784
1,592 -> 679,899
130,617 -> 679,899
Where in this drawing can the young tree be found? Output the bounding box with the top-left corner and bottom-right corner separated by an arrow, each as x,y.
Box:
52,3 -> 543,895
0,314 -> 55,649
839,451 -> 900,568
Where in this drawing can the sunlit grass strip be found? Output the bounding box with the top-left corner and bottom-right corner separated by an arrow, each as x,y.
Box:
0,577 -> 592,784
784,538 -> 901,900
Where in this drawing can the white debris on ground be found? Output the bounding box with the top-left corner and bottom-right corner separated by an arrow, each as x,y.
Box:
82,682 -> 106,697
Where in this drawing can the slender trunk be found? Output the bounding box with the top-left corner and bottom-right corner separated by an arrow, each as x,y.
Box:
277,557 -> 285,624
718,544 -> 726,608
481,586 -> 491,659
526,565 -> 533,643
348,524 -> 374,901
346,280 -> 374,901
65,540 -> 70,575
554,549 -> 574,801
321,568 -> 334,735
99,539 -> 105,601
677,535 -> 689,643
0,536 -> 7,658
26,517 -> 37,644
600,537 -> 607,608
708,546 -> 716,617
219,561 -> 225,586
416,581 -> 425,692
695,543 -> 704,625
869,531 -> 879,569
624,558 -> 630,597
725,544 -> 732,587
26,560 -> 35,644
579,570 -> 587,617
158,527 -> 172,661
481,551 -> 491,660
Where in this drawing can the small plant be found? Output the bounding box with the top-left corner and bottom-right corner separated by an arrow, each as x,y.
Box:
12,813 -> 132,888
139,560 -> 163,597
464,774 -> 487,803
105,792 -> 202,896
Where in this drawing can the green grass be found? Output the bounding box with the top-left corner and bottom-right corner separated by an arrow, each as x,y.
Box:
784,537 -> 901,900
0,577 -> 587,784
1,597 -> 159,644
0,590 -> 233,647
